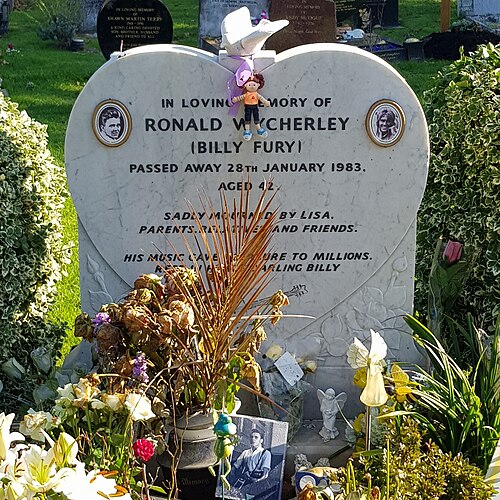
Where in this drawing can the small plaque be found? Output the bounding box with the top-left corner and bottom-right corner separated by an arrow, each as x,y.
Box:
92,100 -> 132,147
365,99 -> 405,147
275,352 -> 304,386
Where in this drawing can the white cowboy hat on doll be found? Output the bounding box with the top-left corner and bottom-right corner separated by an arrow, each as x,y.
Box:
220,7 -> 289,57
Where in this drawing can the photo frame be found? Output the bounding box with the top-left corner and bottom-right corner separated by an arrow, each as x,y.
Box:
365,99 -> 405,147
92,99 -> 131,147
215,415 -> 288,500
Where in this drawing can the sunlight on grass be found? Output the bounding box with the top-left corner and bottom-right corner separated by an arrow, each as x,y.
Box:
57,82 -> 85,92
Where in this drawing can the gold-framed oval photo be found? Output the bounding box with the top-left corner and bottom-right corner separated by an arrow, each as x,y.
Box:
365,100 -> 405,148
92,99 -> 132,147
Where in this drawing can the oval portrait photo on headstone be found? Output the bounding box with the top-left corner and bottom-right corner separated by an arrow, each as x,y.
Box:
92,100 -> 131,147
366,99 -> 405,147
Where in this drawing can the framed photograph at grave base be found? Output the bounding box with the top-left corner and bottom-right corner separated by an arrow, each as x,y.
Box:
92,99 -> 132,147
215,415 -> 288,500
365,99 -> 405,147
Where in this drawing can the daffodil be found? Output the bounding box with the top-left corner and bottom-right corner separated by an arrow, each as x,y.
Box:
346,329 -> 388,407
390,364 -> 414,403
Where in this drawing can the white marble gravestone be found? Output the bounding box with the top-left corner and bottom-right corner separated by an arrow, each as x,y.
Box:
65,43 -> 429,416
458,0 -> 500,16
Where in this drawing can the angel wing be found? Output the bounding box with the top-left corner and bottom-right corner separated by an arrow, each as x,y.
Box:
346,337 -> 369,368
317,389 -> 325,405
369,329 -> 388,364
335,392 -> 347,411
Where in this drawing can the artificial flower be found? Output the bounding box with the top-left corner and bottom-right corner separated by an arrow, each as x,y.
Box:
21,444 -> 73,494
390,364 -> 414,403
58,462 -> 132,500
19,410 -> 53,442
72,377 -> 101,408
30,347 -> 53,373
0,413 -> 24,461
1,358 -> 25,381
124,393 -> 156,421
50,432 -> 78,468
265,344 -> 283,361
442,238 -> 463,265
347,330 -> 388,407
100,393 -> 125,412
132,439 -> 155,462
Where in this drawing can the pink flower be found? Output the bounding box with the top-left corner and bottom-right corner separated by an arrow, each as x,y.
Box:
8,43 -> 14,50
443,239 -> 462,265
133,439 -> 155,462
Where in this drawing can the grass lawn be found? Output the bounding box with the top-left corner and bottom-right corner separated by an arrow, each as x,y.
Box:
0,0 -> 457,356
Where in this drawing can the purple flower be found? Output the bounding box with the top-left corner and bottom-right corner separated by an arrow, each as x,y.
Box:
132,352 -> 149,384
442,239 -> 463,265
91,312 -> 110,332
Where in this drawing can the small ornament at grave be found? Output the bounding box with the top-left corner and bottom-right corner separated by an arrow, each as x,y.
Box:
231,73 -> 270,141
220,7 -> 288,57
317,388 -> 347,442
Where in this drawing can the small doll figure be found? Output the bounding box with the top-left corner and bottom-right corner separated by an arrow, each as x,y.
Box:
232,73 -> 270,141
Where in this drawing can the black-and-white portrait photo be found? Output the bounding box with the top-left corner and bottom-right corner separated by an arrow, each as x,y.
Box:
216,415 -> 288,500
92,100 -> 131,146
366,100 -> 405,147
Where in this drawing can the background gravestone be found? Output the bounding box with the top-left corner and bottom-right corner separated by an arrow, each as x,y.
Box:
458,0 -> 500,16
266,0 -> 337,53
82,0 -> 103,33
65,43 -> 428,416
199,0 -> 269,41
97,0 -> 173,59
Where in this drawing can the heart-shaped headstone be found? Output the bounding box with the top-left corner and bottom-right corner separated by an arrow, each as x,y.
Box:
66,44 -> 428,394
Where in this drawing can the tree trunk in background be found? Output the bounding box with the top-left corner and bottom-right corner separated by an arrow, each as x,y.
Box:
441,0 -> 451,32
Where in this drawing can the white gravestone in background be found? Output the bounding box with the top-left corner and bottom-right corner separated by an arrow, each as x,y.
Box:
65,43 -> 429,415
199,0 -> 269,40
458,0 -> 500,16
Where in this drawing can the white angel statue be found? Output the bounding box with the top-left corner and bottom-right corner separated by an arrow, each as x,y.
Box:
317,388 -> 347,442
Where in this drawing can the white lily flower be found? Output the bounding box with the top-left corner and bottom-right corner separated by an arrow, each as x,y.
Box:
0,413 -> 25,461
48,432 -> 79,468
58,462 -> 132,500
21,444 -> 74,494
346,330 -> 388,407
124,393 -> 156,421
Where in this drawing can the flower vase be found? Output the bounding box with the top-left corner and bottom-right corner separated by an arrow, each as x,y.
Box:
157,412 -> 218,499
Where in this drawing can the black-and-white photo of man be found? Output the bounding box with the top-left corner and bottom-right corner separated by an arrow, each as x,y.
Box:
216,415 -> 288,500
230,429 -> 272,488
99,107 -> 123,143
93,100 -> 130,146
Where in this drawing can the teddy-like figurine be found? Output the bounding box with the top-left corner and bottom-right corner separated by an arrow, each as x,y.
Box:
231,73 -> 270,141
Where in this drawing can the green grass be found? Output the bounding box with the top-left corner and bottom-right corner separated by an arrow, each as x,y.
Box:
0,0 -> 455,356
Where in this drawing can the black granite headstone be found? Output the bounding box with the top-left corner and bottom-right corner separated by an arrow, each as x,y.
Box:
363,0 -> 398,28
97,0 -> 173,60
